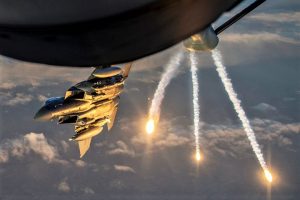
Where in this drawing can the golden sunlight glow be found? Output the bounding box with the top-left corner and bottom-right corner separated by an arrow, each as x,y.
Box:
264,170 -> 273,183
146,119 -> 155,135
195,152 -> 201,162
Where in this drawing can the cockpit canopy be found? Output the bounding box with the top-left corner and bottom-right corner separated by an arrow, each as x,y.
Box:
45,97 -> 64,105
65,87 -> 85,100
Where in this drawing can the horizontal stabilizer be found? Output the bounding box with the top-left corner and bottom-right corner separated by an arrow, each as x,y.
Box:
78,137 -> 92,158
74,126 -> 103,141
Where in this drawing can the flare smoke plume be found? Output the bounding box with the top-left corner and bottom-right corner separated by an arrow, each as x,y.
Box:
148,51 -> 184,120
212,49 -> 271,178
190,52 -> 201,160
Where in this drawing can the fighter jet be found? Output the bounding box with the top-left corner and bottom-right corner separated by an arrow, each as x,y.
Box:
183,0 -> 265,51
34,63 -> 131,157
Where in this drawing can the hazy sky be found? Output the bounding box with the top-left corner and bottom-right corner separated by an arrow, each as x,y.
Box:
0,0 -> 299,200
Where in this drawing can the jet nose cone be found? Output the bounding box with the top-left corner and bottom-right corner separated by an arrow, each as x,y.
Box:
34,106 -> 53,121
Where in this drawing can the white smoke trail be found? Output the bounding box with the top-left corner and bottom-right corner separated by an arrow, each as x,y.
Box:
149,51 -> 184,119
190,52 -> 201,160
211,49 -> 270,175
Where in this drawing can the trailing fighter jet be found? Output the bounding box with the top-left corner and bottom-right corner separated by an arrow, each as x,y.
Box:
183,0 -> 265,51
34,63 -> 131,157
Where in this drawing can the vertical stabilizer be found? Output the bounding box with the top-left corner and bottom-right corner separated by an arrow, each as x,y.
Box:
122,63 -> 132,78
78,138 -> 92,158
107,106 -> 118,131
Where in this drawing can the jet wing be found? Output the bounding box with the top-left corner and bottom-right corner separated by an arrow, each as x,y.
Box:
78,137 -> 92,158
107,106 -> 118,131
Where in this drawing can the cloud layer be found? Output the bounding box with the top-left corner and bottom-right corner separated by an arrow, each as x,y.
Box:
0,132 -> 66,164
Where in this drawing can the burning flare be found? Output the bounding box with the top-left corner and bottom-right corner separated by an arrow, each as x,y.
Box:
264,170 -> 273,183
146,119 -> 155,135
195,151 -> 202,162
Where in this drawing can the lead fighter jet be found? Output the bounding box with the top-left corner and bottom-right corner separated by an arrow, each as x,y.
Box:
34,64 -> 131,157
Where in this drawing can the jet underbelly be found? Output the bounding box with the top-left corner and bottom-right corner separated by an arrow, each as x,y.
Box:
77,101 -> 113,119
57,101 -> 91,116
